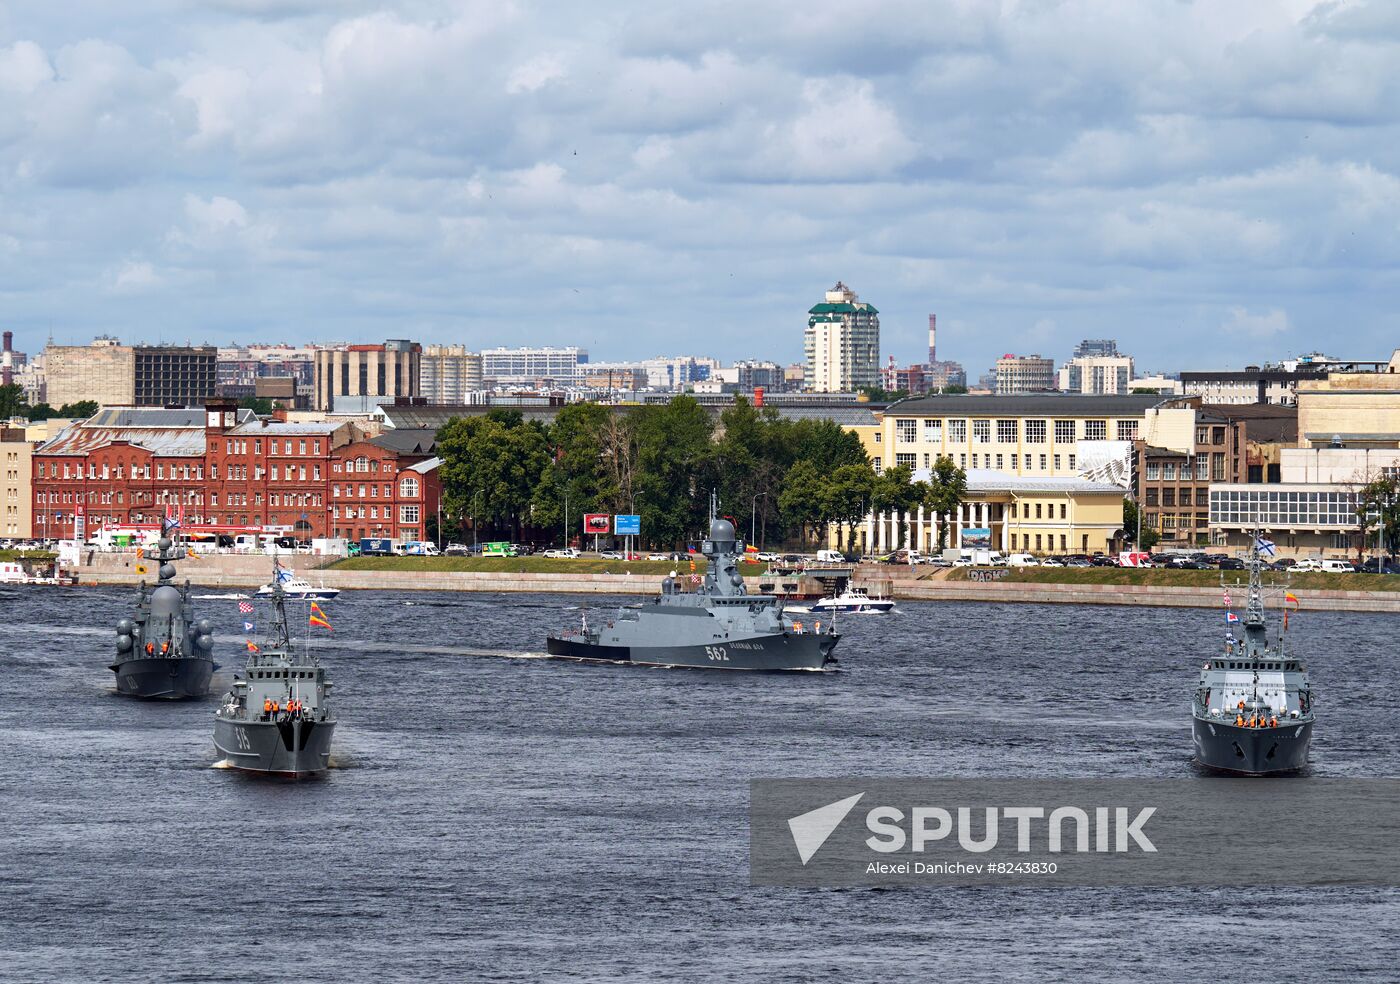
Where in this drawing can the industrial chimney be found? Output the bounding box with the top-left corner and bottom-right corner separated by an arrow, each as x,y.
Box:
927,314 -> 936,365
1,331 -> 12,387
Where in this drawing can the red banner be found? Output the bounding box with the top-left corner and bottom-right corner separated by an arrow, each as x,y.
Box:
583,513 -> 611,534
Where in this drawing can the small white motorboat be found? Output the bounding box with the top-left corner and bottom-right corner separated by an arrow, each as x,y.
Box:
807,587 -> 895,615
256,576 -> 340,601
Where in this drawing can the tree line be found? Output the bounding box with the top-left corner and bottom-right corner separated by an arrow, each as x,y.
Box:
0,384 -> 98,422
435,396 -> 969,550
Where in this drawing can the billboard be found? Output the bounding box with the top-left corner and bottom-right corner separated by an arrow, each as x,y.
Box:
615,514 -> 641,536
962,527 -> 992,549
583,514 -> 611,534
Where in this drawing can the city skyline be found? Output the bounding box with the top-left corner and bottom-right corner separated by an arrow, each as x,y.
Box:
3,3 -> 1399,373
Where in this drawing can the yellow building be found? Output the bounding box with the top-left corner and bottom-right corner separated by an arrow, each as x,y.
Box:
1295,349 -> 1400,448
829,395 -> 1152,555
869,394 -> 1163,478
830,471 -> 1127,557
1,426 -> 33,539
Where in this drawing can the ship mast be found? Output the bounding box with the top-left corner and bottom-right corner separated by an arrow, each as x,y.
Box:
266,557 -> 292,653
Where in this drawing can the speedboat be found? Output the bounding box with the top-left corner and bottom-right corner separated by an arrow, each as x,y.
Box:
256,576 -> 340,601
808,587 -> 895,614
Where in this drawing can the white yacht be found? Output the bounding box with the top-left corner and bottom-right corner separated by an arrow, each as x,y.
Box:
256,566 -> 340,601
807,587 -> 895,615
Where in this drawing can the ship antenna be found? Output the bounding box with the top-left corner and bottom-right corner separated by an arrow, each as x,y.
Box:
268,554 -> 291,652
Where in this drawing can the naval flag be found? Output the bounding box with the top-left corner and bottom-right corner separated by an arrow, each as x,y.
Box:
1226,612 -> 1240,624
1253,534 -> 1276,557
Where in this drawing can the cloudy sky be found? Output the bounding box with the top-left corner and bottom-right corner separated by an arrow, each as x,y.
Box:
2,1 -> 1398,378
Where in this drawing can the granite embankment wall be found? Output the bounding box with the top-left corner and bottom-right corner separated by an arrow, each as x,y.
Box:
73,553 -> 1400,613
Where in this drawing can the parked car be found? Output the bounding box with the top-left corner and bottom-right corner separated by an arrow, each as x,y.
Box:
646,553 -> 672,562
543,547 -> 581,559
443,543 -> 469,556
1065,558 -> 1092,568
599,550 -> 625,560
1218,558 -> 1246,571
952,557 -> 974,568
756,552 -> 780,562
1039,558 -> 1064,568
1166,557 -> 1208,570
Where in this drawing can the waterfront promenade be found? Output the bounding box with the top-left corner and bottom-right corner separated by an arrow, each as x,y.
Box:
69,552 -> 1400,614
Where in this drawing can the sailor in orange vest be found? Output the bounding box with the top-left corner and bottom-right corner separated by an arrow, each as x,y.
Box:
145,642 -> 155,655
1235,713 -> 1244,727
263,698 -> 273,719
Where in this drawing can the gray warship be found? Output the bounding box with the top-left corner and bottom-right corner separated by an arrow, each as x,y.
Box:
1192,533 -> 1314,775
110,519 -> 217,699
546,501 -> 839,670
213,560 -> 336,778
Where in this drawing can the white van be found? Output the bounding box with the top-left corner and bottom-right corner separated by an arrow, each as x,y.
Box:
1005,553 -> 1039,567
815,549 -> 847,563
1321,558 -> 1355,573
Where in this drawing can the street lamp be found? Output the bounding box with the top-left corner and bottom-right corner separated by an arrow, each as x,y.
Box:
472,488 -> 483,550
751,491 -> 770,550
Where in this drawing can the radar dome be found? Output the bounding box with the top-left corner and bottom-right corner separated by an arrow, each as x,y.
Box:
116,618 -> 134,635
149,584 -> 183,621
709,517 -> 736,542
196,634 -> 215,652
158,537 -> 172,551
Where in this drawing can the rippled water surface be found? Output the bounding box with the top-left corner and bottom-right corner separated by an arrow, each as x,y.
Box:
2,585 -> 1398,982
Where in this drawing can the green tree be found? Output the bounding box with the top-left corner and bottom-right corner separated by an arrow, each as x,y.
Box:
633,396 -> 714,547
531,402 -> 619,534
870,464 -> 920,548
714,397 -> 785,542
777,459 -> 825,546
239,396 -> 274,415
437,415 -> 551,540
0,383 -> 27,420
939,384 -> 969,394
1355,476 -> 1400,559
823,463 -> 876,553
787,418 -> 868,474
920,455 -> 968,550
1123,498 -> 1160,551
26,402 -> 54,421
56,400 -> 99,418
856,386 -> 909,403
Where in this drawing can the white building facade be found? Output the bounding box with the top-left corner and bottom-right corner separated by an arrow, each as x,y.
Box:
804,282 -> 880,393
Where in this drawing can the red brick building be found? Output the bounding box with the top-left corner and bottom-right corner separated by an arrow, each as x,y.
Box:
32,403 -> 441,543
328,436 -> 441,542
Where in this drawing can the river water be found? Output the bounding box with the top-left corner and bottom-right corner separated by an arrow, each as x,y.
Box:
2,586 -> 1397,982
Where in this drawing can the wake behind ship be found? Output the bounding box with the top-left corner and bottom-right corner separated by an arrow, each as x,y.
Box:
547,503 -> 839,671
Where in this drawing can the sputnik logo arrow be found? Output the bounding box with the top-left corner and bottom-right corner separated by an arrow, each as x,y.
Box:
787,792 -> 865,865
